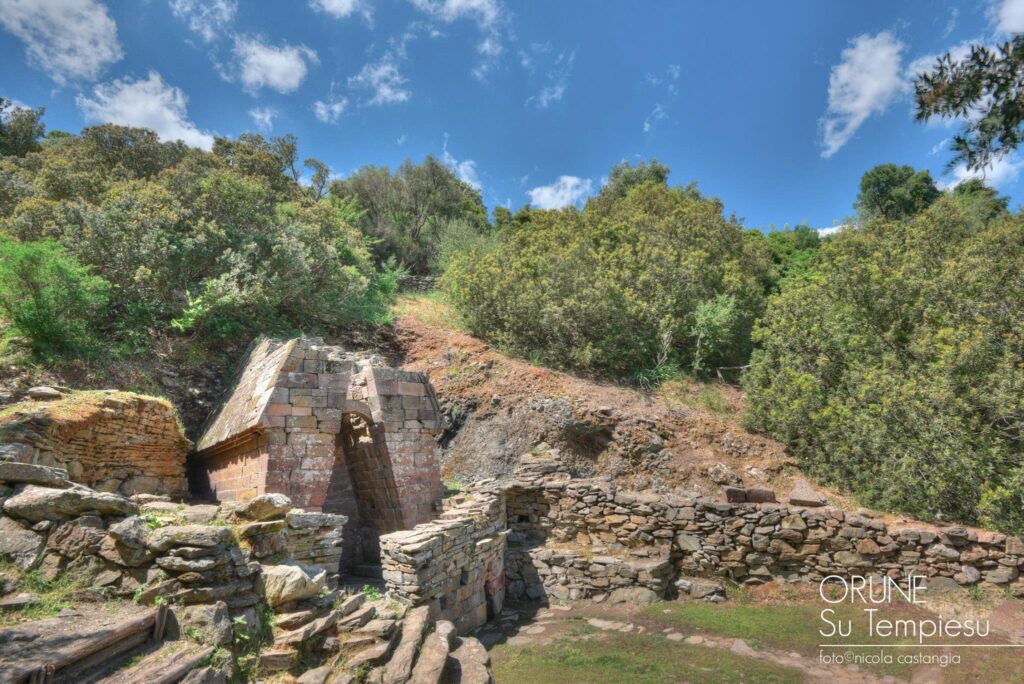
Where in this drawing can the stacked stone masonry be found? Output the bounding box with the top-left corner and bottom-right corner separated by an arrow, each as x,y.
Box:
0,390 -> 191,498
381,456 -> 1024,631
196,336 -> 444,567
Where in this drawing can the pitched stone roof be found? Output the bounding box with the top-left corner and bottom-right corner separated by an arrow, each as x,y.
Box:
196,337 -> 296,452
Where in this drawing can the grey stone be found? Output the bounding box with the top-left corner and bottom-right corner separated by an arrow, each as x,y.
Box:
27,386 -> 62,401
690,581 -> 725,600
787,478 -> 826,507
235,494 -> 292,521
109,516 -> 149,549
0,515 -> 45,568
955,565 -> 981,585
3,484 -> 137,522
260,562 -> 326,608
0,462 -> 70,488
674,533 -> 702,552
383,605 -> 429,684
180,601 -> 233,646
448,636 -> 491,684
147,525 -> 232,552
607,587 -> 659,604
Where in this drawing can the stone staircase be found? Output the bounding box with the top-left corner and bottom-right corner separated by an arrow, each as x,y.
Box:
257,586 -> 492,684
0,603 -> 211,683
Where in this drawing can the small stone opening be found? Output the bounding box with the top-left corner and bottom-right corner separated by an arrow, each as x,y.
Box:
324,412 -> 403,573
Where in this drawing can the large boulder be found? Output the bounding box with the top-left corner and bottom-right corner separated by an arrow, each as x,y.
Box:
260,562 -> 326,608
0,515 -> 45,568
3,484 -> 137,522
235,494 -> 292,521
607,587 -> 660,605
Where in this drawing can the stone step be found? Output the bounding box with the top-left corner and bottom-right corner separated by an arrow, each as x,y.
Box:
0,605 -> 167,683
95,640 -> 214,684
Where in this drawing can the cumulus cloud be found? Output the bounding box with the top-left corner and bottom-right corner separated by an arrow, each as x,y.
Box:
441,134 -> 481,190
77,71 -> 214,149
169,0 -> 236,43
232,36 -> 318,94
313,97 -> 349,123
819,31 -> 906,158
349,55 -> 410,106
990,0 -> 1024,32
248,106 -> 275,131
940,153 -> 1024,189
527,175 -> 593,209
0,0 -> 123,84
309,0 -> 371,21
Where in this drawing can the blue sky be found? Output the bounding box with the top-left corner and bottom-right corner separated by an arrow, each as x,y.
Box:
2,0 -> 1023,231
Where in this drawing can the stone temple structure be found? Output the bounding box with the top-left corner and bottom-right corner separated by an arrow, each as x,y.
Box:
194,336 -> 443,568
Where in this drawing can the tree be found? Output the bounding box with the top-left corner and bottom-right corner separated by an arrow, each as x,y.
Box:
0,97 -> 45,157
0,238 -> 109,354
854,164 -> 940,221
914,36 -> 1024,171
444,179 -> 769,379
588,160 -> 671,212
762,224 -> 821,290
329,156 -> 487,274
744,195 -> 1024,532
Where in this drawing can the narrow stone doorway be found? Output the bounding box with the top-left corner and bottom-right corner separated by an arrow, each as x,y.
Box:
323,412 -> 403,580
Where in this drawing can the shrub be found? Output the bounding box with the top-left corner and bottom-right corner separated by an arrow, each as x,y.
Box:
744,196 -> 1024,532
443,182 -> 769,379
0,238 -> 109,354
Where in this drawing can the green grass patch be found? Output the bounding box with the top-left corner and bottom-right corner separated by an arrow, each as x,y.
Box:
490,631 -> 802,684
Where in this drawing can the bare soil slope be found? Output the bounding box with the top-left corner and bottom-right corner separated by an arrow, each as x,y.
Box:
388,295 -> 801,498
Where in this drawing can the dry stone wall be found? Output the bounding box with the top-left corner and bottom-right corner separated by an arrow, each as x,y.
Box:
380,487 -> 508,633
381,455 -> 1024,631
0,390 -> 190,498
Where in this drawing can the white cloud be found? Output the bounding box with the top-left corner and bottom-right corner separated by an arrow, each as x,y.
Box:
526,50 -> 574,109
0,0 -> 122,84
943,7 -> 959,38
409,0 -> 501,28
397,134 -> 407,145
819,31 -> 906,158
667,64 -> 681,80
248,106 -> 275,131
928,137 -> 950,156
77,71 -> 214,150
817,224 -> 850,237
232,36 -> 318,94
940,153 -> 1024,189
169,0 -> 236,43
643,104 -> 667,133
990,0 -> 1024,33
309,0 -> 371,21
527,175 -> 593,209
313,97 -> 348,123
441,134 -> 481,190
349,55 -> 410,106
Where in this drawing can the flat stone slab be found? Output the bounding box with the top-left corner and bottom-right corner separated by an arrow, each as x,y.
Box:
0,462 -> 70,488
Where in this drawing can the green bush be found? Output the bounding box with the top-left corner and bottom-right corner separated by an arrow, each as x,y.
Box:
0,123 -> 396,355
0,238 -> 109,354
443,181 -> 769,379
744,195 -> 1024,532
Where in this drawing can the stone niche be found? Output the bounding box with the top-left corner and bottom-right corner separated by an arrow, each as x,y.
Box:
0,390 -> 191,497
194,336 -> 444,570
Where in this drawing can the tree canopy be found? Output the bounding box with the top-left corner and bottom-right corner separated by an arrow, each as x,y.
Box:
329,156 -> 487,275
914,35 -> 1024,172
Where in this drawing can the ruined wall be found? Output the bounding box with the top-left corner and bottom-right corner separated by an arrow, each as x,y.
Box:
380,489 -> 507,633
0,390 -> 190,497
381,457 -> 1024,631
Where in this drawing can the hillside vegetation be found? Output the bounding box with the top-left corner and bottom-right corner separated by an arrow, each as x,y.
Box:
1,98 -> 1022,535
